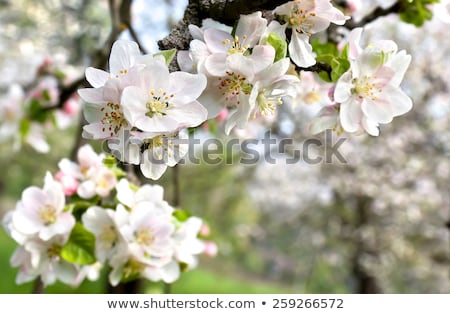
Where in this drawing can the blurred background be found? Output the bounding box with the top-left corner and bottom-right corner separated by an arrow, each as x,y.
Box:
0,0 -> 449,293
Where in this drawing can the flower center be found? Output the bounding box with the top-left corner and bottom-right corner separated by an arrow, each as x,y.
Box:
136,228 -> 155,246
222,35 -> 250,55
99,225 -> 117,247
146,89 -> 173,118
257,90 -> 283,116
352,75 -> 383,101
39,204 -> 57,225
290,1 -> 317,35
47,244 -> 62,258
101,102 -> 127,137
217,71 -> 253,107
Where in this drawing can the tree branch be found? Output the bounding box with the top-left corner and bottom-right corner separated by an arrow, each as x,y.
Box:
345,1 -> 402,29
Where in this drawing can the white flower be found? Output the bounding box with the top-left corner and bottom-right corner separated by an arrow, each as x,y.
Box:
77,167 -> 117,199
334,28 -> 412,136
274,0 -> 349,67
116,178 -> 174,216
309,104 -> 343,134
173,217 -> 204,269
84,40 -> 153,88
79,77 -> 131,139
121,58 -> 207,133
11,236 -> 79,286
0,84 -> 24,141
119,203 -> 175,265
11,172 -> 75,241
82,206 -> 127,263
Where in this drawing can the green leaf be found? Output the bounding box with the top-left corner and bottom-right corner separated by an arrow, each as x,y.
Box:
266,32 -> 287,62
153,49 -> 177,65
28,99 -> 49,122
331,58 -> 350,82
19,119 -> 30,139
60,223 -> 96,265
340,44 -> 349,60
173,209 -> 191,222
399,0 -> 439,26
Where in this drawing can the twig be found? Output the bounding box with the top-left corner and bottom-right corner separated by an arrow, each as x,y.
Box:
32,278 -> 44,294
345,1 -> 402,29
125,22 -> 148,54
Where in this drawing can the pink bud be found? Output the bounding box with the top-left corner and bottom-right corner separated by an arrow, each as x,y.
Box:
203,241 -> 218,257
200,224 -> 210,237
55,171 -> 78,196
63,98 -> 80,116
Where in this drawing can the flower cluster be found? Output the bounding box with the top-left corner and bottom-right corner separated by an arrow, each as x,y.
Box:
0,65 -> 80,153
78,40 -> 207,180
178,11 -> 302,134
2,144 -> 211,287
310,28 -> 412,136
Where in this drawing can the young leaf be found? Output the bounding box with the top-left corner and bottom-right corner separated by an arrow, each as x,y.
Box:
266,32 -> 288,62
60,223 -> 96,265
153,49 -> 177,65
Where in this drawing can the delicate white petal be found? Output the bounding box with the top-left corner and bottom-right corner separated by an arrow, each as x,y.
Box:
109,40 -> 140,75
340,98 -> 362,133
167,100 -> 207,129
334,72 -> 353,103
204,53 -> 228,77
388,50 -> 411,87
235,11 -> 267,47
85,67 -> 109,88
362,117 -> 380,136
140,153 -> 168,180
289,32 -> 316,68
121,86 -> 148,127
168,72 -> 207,105
203,29 -> 231,54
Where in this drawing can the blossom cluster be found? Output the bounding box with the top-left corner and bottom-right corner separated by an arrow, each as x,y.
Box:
310,27 -> 412,136
0,58 -> 80,153
2,144 -> 212,287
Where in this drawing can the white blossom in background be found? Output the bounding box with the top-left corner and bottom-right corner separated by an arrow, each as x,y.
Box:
10,173 -> 75,242
274,0 -> 349,67
334,28 -> 412,136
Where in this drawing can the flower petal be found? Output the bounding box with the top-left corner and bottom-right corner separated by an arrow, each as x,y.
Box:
85,67 -> 109,88
289,32 -> 316,68
340,98 -> 362,133
168,72 -> 207,105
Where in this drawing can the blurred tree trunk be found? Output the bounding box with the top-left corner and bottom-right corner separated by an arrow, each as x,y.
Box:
352,196 -> 381,294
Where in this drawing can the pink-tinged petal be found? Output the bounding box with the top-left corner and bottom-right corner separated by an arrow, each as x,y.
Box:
348,28 -> 363,59
249,45 -> 276,73
82,206 -> 112,234
334,72 -> 353,103
135,115 -> 180,133
21,187 -> 46,211
177,50 -> 195,73
273,2 -> 292,16
362,117 -> 380,136
188,25 -> 204,40
189,40 -> 210,64
388,50 -> 411,87
166,132 -> 189,167
85,67 -> 109,88
102,79 -> 122,103
12,210 -> 42,235
160,260 -> 180,283
109,40 -> 140,75
83,123 -> 113,140
203,29 -> 231,54
362,97 -> 393,124
289,32 -> 316,68
83,102 -> 104,124
224,95 -> 252,135
167,100 -> 207,128
340,98 -> 362,133
39,213 -> 75,241
255,58 -> 290,87
168,72 -> 207,105
197,85 -> 226,119
379,85 -> 413,117
314,0 -> 349,25
307,16 -> 331,34
235,11 -> 267,47
121,86 -> 148,126
140,154 -> 168,180
78,88 -> 105,104
138,63 -> 170,91
226,53 -> 255,79
54,261 -> 78,285
77,180 -> 96,199
204,53 -> 228,77
309,105 -> 339,135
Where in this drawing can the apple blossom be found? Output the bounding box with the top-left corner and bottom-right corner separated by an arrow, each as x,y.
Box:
274,0 -> 349,67
334,28 -> 412,136
11,172 -> 75,241
173,217 -> 205,268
